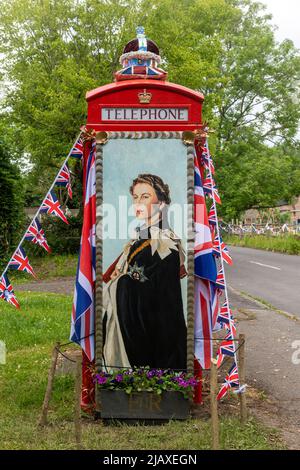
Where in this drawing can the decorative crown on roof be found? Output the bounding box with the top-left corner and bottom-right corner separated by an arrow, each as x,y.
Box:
115,26 -> 167,82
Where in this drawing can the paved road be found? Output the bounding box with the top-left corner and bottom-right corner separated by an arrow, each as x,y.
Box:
229,289 -> 300,448
226,246 -> 300,316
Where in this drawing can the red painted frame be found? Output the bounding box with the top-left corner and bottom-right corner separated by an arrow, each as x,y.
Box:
86,79 -> 204,131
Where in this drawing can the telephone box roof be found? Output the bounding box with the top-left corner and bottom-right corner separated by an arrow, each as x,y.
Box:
86,79 -> 204,102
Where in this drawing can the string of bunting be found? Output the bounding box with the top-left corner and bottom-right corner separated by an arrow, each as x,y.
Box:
198,132 -> 244,400
0,134 -> 84,309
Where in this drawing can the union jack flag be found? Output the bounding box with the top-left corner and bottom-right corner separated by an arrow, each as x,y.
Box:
194,153 -> 217,283
56,164 -> 72,198
216,332 -> 235,368
70,143 -> 96,360
212,236 -> 233,265
70,137 -> 84,159
208,207 -> 217,226
194,148 -> 219,369
40,190 -> 68,224
211,284 -> 222,330
216,267 -> 225,288
225,318 -> 237,337
194,277 -> 214,370
217,362 -> 239,400
0,273 -> 20,309
217,301 -> 232,325
25,218 -> 51,253
203,176 -> 221,205
8,246 -> 36,278
201,144 -> 215,174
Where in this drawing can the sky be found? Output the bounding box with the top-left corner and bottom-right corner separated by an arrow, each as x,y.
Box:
261,0 -> 300,49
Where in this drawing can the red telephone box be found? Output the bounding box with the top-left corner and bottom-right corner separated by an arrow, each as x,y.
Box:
85,79 -> 203,132
81,27 -> 204,413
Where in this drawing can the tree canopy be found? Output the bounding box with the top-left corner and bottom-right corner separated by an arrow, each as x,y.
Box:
0,0 -> 299,219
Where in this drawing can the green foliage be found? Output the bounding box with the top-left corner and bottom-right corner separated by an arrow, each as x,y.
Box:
0,140 -> 24,261
216,141 -> 300,219
40,215 -> 82,255
94,367 -> 198,398
7,254 -> 78,284
224,234 -> 300,255
0,0 -> 299,219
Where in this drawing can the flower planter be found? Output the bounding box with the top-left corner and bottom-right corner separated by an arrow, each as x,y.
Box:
99,390 -> 190,423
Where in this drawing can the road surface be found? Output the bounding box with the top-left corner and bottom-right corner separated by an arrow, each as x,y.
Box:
226,246 -> 300,316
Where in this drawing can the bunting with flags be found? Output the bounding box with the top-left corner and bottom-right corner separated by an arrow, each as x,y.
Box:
40,190 -> 69,224
217,301 -> 232,326
194,152 -> 217,283
208,207 -> 217,226
197,134 -> 240,401
25,218 -> 51,253
216,267 -> 225,288
8,247 -> 36,278
217,362 -> 239,400
216,333 -> 235,368
0,274 -> 20,309
70,136 -> 84,159
0,132 -> 82,309
212,235 -> 233,265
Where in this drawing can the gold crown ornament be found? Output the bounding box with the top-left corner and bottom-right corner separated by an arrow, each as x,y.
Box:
138,89 -> 152,104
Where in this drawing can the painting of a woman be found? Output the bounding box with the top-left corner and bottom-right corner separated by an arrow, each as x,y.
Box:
102,173 -> 187,372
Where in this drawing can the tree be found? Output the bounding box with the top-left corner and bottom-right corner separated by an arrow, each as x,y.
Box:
0,137 -> 24,267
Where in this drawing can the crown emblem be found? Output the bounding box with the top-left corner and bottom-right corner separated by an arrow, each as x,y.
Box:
138,89 -> 152,104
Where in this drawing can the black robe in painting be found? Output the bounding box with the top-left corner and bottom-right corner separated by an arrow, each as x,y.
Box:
113,225 -> 187,371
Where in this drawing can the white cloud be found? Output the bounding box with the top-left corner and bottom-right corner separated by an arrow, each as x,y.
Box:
261,0 -> 300,48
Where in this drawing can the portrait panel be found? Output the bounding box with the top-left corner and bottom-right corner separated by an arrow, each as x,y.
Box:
101,137 -> 190,371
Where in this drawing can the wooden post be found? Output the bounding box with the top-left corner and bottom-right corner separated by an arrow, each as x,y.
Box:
74,355 -> 83,450
38,341 -> 60,427
238,333 -> 247,424
210,358 -> 220,450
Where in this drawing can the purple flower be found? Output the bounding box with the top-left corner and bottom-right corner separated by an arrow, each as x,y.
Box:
188,378 -> 198,387
147,370 -> 156,378
96,375 -> 107,385
115,374 -> 124,382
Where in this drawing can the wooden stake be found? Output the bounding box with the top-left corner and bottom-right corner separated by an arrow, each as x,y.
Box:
210,358 -> 220,450
238,333 -> 247,424
74,355 -> 83,450
38,341 -> 60,427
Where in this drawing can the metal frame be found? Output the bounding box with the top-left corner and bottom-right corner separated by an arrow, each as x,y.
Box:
94,131 -> 195,411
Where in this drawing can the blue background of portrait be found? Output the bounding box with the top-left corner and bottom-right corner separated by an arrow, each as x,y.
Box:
102,138 -> 188,314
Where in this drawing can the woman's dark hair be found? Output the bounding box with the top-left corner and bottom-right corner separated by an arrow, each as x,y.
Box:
130,174 -> 171,205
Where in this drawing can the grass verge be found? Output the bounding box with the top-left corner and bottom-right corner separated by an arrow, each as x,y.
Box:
224,234 -> 300,255
7,254 -> 78,284
0,291 -> 284,450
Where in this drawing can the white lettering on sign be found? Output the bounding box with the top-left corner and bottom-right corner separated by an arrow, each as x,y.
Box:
101,107 -> 188,121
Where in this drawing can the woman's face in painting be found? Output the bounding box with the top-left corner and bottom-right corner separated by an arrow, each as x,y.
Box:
132,183 -> 162,220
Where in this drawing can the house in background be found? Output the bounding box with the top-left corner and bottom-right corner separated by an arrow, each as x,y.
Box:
243,196 -> 300,225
